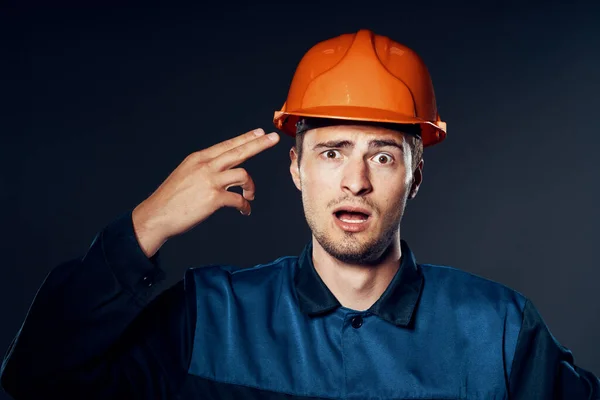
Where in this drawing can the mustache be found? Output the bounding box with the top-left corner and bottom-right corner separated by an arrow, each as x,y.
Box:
327,197 -> 379,215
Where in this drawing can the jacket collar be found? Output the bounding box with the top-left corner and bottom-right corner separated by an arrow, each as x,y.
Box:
294,239 -> 424,327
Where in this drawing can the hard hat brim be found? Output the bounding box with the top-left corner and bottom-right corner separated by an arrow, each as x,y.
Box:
273,105 -> 446,147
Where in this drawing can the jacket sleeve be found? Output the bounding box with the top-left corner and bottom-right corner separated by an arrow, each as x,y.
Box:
508,298 -> 600,399
0,210 -> 195,399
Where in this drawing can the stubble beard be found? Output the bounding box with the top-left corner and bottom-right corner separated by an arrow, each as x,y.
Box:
303,192 -> 406,265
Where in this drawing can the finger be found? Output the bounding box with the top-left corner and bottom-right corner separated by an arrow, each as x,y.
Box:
219,190 -> 252,216
201,128 -> 265,160
218,168 -> 256,201
212,132 -> 280,171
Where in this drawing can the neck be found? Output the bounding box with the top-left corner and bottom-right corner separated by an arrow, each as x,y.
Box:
311,233 -> 402,312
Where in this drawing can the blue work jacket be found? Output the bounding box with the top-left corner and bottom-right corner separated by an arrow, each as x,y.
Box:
1,209 -> 598,399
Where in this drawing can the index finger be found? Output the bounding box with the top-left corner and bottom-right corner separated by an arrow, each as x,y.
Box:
212,132 -> 280,171
201,128 -> 266,160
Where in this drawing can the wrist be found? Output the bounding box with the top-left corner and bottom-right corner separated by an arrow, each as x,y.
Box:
132,202 -> 168,258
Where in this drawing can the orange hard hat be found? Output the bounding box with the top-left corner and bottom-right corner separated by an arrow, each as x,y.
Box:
273,29 -> 447,147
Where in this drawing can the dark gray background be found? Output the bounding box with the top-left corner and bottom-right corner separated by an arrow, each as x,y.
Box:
1,2 -> 599,398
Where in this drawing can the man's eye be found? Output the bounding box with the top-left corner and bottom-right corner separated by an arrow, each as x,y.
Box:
373,153 -> 393,164
323,150 -> 341,159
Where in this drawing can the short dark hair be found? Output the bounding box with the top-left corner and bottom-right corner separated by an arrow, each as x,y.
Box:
294,121 -> 423,171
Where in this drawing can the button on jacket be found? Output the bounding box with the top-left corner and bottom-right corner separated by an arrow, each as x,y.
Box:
1,210 -> 599,399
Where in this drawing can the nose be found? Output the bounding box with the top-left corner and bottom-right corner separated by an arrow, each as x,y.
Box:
340,157 -> 373,196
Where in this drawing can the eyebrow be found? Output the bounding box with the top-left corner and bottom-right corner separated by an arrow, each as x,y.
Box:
312,139 -> 404,153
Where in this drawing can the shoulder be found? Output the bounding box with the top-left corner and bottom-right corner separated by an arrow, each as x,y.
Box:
183,255 -> 298,292
419,263 -> 528,314
181,255 -> 301,323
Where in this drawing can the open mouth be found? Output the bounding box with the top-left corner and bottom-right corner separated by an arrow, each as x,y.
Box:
334,210 -> 370,223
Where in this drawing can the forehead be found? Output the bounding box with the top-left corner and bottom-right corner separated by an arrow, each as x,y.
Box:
304,124 -> 409,144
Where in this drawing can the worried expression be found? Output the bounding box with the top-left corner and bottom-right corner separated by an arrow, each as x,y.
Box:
290,125 -> 423,264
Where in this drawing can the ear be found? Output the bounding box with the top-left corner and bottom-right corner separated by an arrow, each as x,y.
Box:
408,159 -> 424,200
289,146 -> 302,191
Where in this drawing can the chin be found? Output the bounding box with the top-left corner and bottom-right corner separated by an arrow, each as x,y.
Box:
318,230 -> 391,265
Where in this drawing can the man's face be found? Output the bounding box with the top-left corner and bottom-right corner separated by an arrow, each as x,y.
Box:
290,125 -> 423,264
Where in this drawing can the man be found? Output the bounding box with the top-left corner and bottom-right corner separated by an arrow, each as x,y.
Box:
1,29 -> 598,399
